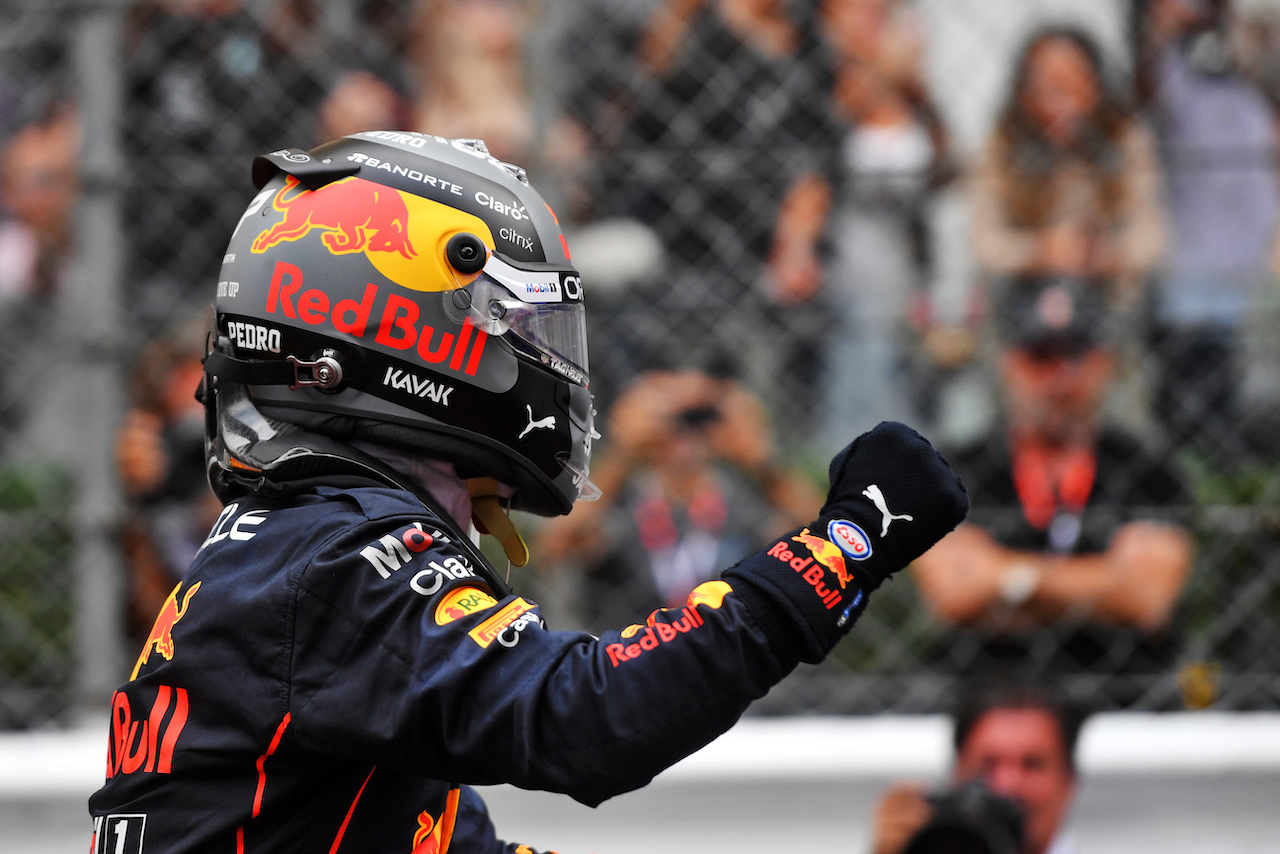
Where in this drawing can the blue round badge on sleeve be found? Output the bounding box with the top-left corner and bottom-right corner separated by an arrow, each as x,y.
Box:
828,519 -> 873,561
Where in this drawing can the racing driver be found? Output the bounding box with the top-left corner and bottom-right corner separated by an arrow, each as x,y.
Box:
89,131 -> 968,853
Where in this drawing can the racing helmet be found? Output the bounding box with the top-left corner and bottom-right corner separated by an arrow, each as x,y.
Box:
202,132 -> 596,518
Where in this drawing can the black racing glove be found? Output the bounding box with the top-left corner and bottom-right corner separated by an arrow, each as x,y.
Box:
724,422 -> 968,663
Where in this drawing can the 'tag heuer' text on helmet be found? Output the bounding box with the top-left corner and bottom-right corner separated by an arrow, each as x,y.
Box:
202,132 -> 596,517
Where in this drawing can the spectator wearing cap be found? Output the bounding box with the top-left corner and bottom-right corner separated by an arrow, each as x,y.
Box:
911,280 -> 1193,707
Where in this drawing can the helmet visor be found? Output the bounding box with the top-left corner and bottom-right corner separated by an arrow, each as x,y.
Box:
464,253 -> 588,385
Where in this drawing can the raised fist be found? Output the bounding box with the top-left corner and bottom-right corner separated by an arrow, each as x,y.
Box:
724,422 -> 967,661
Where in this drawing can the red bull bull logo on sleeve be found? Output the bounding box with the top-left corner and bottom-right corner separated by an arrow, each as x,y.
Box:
605,582 -> 728,667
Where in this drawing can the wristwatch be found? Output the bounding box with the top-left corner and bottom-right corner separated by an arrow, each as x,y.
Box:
999,561 -> 1041,607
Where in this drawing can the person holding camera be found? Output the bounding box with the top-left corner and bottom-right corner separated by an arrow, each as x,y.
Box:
536,368 -> 824,630
871,681 -> 1086,854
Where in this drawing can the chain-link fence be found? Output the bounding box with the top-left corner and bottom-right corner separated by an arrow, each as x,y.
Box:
1,0 -> 1278,728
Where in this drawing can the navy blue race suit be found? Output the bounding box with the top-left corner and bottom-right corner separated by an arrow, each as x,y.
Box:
89,483 -> 799,853
90,419 -> 968,853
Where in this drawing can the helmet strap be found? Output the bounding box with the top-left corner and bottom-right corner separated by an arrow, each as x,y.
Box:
468,478 -> 530,568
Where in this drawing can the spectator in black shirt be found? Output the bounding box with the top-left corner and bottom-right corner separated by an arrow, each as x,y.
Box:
912,279 -> 1193,705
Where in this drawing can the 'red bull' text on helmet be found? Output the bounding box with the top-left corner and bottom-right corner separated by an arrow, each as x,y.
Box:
201,132 -> 597,518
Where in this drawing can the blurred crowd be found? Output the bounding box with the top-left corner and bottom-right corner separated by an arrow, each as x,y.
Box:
3,0 -> 1280,718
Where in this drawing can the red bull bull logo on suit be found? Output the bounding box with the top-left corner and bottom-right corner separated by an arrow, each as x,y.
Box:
131,581 -> 201,681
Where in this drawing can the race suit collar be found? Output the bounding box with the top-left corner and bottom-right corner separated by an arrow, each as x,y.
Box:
349,440 -> 472,530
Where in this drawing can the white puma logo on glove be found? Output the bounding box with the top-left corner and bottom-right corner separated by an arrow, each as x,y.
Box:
863,484 -> 913,537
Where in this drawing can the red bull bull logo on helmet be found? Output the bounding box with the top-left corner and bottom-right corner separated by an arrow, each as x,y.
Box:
252,175 -> 495,293
253,175 -> 416,259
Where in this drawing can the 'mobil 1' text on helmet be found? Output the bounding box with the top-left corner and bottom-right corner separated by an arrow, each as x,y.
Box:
202,132 -> 596,517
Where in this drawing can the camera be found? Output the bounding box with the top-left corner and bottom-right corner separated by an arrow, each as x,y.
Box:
674,404 -> 721,430
903,781 -> 1025,854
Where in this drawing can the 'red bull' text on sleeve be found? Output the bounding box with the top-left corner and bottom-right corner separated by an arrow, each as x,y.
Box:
89,484 -> 801,853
